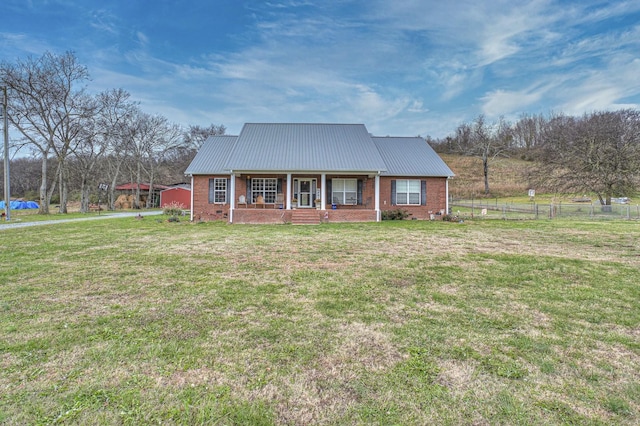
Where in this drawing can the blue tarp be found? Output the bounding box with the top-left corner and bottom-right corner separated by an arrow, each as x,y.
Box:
0,200 -> 40,209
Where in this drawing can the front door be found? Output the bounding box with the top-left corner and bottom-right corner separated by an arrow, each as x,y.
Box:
298,179 -> 313,208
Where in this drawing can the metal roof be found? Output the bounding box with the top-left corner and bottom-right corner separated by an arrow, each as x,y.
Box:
224,123 -> 387,172
372,137 -> 454,177
184,125 -> 454,178
184,135 -> 238,175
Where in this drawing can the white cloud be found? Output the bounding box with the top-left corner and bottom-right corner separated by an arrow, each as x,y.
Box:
559,57 -> 640,114
0,32 -> 52,56
481,89 -> 543,117
89,9 -> 119,35
136,31 -> 149,48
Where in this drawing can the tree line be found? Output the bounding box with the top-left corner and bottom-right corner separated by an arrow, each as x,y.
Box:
1,51 -> 225,214
430,110 -> 640,205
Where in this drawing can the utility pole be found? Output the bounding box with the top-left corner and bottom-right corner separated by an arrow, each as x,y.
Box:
2,86 -> 10,221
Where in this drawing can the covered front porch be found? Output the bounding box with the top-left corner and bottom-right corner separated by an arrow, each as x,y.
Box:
228,172 -> 381,224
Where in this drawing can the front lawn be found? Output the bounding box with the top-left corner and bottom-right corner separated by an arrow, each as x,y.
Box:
1,219 -> 638,424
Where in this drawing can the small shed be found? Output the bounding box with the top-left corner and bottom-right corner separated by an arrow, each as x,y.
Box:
160,184 -> 191,209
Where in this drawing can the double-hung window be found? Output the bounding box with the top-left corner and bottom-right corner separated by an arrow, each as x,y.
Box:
251,178 -> 277,203
209,178 -> 227,204
332,178 -> 357,205
396,179 -> 421,205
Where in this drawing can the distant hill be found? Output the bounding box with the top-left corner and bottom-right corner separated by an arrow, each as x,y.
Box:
440,154 -> 535,198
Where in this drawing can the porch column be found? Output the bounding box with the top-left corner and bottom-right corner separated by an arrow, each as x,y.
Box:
321,173 -> 326,210
286,173 -> 292,210
230,172 -> 236,223
445,177 -> 450,215
375,174 -> 381,222
189,175 -> 194,222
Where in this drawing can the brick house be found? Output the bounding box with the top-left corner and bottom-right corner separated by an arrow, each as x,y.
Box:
185,123 -> 454,224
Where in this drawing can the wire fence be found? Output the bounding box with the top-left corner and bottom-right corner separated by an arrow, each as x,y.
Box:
449,199 -> 640,221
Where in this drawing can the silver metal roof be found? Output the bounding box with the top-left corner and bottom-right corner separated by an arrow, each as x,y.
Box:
372,137 -> 454,177
224,123 -> 387,172
184,125 -> 454,178
184,135 -> 238,175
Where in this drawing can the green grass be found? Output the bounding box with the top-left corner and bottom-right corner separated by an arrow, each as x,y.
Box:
1,218 -> 639,424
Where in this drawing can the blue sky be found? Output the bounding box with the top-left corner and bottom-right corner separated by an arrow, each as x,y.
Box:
2,0 -> 640,138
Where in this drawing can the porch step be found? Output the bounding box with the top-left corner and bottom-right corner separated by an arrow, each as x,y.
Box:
291,209 -> 321,225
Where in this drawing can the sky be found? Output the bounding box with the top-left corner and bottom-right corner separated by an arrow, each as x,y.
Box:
2,0 -> 640,139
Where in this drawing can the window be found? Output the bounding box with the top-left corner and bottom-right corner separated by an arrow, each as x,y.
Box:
251,178 -> 277,203
209,178 -> 227,204
332,178 -> 357,205
396,179 -> 421,205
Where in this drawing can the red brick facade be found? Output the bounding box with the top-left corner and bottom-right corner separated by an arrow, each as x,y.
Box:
191,174 -> 449,223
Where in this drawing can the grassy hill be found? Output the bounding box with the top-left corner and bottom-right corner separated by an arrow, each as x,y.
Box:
441,154 -> 535,199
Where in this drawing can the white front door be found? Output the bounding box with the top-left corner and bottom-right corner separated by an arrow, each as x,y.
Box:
298,179 -> 313,208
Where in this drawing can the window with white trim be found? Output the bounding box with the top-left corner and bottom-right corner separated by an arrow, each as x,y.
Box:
332,178 -> 357,205
251,178 -> 277,203
396,179 -> 421,205
209,178 -> 227,204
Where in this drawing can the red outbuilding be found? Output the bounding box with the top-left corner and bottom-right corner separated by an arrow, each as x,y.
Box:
159,184 -> 191,209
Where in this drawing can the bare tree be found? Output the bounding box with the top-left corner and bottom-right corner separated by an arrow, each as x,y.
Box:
512,113 -> 545,155
123,111 -> 183,208
454,115 -> 512,194
1,51 -> 90,214
89,89 -> 138,211
69,90 -> 131,213
2,156 -> 41,198
535,109 -> 640,205
184,123 -> 226,149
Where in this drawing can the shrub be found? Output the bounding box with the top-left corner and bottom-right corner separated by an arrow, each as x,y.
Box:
163,201 -> 185,216
381,209 -> 409,220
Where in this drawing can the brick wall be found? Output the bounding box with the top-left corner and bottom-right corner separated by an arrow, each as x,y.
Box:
379,177 -> 448,220
192,175 -> 449,223
323,209 -> 377,222
192,175 -> 230,222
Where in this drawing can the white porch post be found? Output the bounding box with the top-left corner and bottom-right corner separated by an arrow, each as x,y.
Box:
189,175 -> 194,222
286,173 -> 292,210
321,173 -> 326,210
375,174 -> 381,222
230,172 -> 236,223
445,177 -> 450,215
